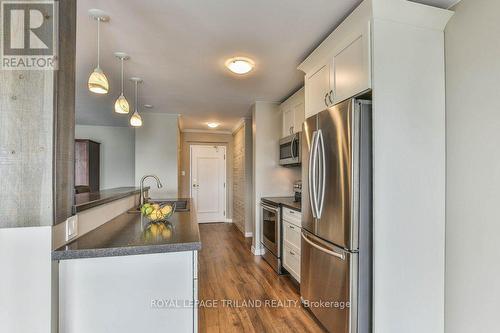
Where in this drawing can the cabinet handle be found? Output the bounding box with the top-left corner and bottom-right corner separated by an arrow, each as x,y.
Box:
289,251 -> 295,256
328,90 -> 334,104
289,225 -> 295,230
324,93 -> 330,107
289,126 -> 293,135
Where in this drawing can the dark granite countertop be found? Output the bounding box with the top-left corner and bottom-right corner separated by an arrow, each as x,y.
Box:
74,187 -> 148,213
53,199 -> 201,260
261,196 -> 301,212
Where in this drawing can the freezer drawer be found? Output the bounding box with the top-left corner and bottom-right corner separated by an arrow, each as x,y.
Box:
301,231 -> 358,333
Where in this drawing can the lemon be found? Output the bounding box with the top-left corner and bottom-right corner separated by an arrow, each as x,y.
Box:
160,205 -> 172,215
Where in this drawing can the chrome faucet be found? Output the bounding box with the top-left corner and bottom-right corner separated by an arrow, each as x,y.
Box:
140,175 -> 163,206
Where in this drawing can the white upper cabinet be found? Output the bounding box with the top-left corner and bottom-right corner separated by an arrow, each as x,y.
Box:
305,64 -> 331,119
282,107 -> 294,137
331,22 -> 371,105
280,87 -> 305,138
299,0 -> 372,118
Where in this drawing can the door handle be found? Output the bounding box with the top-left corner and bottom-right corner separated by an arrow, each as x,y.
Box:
328,90 -> 334,105
290,134 -> 296,160
301,232 -> 345,260
308,131 -> 319,218
316,130 -> 326,218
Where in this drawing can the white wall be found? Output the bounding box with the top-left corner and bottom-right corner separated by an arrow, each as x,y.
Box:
371,5 -> 450,332
75,125 -> 135,189
252,102 -> 300,253
445,1 -> 500,332
0,227 -> 55,332
135,114 -> 179,198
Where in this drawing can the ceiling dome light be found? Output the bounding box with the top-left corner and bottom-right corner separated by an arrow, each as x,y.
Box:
225,57 -> 255,75
114,52 -> 130,114
88,9 -> 109,94
207,122 -> 219,128
130,77 -> 143,127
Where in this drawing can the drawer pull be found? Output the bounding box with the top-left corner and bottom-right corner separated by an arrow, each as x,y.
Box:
289,225 -> 295,230
289,251 -> 295,256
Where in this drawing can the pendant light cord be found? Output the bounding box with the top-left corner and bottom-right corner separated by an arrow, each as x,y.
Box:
134,81 -> 138,112
120,58 -> 124,93
97,18 -> 100,68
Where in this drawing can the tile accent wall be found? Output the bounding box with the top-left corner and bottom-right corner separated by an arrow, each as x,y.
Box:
232,125 -> 245,233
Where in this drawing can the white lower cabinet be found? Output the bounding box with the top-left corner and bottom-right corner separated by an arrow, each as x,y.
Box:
283,244 -> 301,282
59,251 -> 197,333
282,210 -> 302,282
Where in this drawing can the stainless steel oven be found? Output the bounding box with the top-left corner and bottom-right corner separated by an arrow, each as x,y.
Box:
279,133 -> 301,166
260,199 -> 282,273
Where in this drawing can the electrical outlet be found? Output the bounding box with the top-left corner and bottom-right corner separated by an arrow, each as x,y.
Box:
66,215 -> 78,241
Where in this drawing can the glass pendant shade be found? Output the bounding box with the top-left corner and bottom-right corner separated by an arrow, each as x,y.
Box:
88,67 -> 109,94
130,110 -> 142,127
114,93 -> 130,114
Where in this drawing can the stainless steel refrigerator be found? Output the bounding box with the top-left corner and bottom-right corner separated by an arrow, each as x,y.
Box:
301,98 -> 372,333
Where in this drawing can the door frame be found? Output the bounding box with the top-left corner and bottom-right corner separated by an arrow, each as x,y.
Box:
189,144 -> 227,223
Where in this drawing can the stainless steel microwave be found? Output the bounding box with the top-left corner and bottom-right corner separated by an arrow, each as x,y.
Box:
279,132 -> 301,166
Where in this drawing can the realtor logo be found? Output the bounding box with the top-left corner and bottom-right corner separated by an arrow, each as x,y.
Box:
1,1 -> 58,70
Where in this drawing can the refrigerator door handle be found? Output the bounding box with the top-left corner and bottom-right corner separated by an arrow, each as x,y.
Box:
308,131 -> 319,218
301,232 -> 345,260
317,130 -> 326,218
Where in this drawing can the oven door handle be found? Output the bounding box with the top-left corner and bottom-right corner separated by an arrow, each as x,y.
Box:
260,202 -> 279,213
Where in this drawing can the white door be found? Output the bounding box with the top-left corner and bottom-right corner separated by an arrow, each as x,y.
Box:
190,145 -> 226,223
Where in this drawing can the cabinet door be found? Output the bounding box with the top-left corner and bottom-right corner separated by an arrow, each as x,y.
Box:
331,23 -> 371,104
282,107 -> 294,137
305,63 -> 330,119
292,100 -> 304,134
283,245 -> 301,282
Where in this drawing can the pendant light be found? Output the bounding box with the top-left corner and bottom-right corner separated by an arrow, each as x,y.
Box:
88,9 -> 109,94
114,52 -> 130,114
130,77 -> 143,127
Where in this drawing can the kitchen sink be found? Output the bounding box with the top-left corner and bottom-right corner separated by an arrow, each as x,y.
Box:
128,199 -> 190,213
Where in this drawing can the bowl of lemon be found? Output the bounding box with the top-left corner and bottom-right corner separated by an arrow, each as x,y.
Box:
140,202 -> 175,222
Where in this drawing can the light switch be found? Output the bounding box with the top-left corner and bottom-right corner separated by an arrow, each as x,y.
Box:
66,215 -> 78,241
181,170 -> 186,176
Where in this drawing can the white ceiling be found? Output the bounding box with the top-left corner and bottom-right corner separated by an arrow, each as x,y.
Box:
75,0 -> 456,131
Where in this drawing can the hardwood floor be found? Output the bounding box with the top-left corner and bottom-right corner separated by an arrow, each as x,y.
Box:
198,223 -> 325,333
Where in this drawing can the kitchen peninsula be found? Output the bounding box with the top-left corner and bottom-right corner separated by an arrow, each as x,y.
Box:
53,197 -> 200,333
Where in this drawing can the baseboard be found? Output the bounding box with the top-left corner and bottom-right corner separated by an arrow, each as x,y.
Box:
251,245 -> 265,256
244,232 -> 253,238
